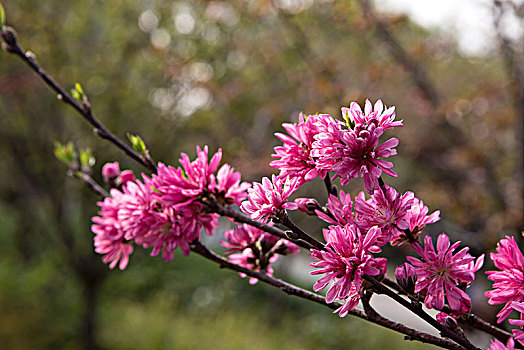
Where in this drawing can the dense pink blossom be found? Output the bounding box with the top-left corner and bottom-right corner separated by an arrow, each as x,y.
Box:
354,185 -> 414,246
485,236 -> 524,323
240,175 -> 299,222
341,99 -> 403,131
311,105 -> 399,193
315,190 -> 354,226
152,146 -> 222,207
488,337 -> 516,350
407,233 -> 484,312
270,113 -> 329,184
310,224 -> 386,317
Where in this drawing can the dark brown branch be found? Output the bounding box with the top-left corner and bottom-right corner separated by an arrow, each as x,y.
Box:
190,241 -> 465,350
0,26 -> 157,173
275,210 -> 325,250
204,199 -> 316,250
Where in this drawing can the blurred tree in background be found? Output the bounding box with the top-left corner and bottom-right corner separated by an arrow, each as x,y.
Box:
0,0 -> 522,349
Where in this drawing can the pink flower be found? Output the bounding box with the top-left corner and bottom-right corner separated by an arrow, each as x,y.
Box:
407,233 -> 484,312
240,175 -> 299,222
315,190 -> 354,226
354,185 -> 414,246
485,236 -> 524,323
341,99 -> 402,131
208,163 -> 251,205
488,337 -> 516,350
310,224 -> 386,317
221,223 -> 264,253
392,197 -> 440,245
270,113 -> 329,184
152,146 -> 222,207
92,190 -> 133,270
312,118 -> 399,193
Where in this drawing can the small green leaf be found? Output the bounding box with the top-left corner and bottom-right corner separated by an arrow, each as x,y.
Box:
71,82 -> 85,103
151,186 -> 160,194
71,89 -> 81,102
75,83 -> 84,95
54,141 -> 77,166
127,133 -> 146,153
0,4 -> 5,30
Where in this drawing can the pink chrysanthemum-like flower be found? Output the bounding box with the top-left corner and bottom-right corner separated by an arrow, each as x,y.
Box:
485,236 -> 524,323
221,223 -> 264,253
92,190 -> 134,270
312,121 -> 399,193
240,175 -> 299,222
270,113 -> 330,184
310,224 -> 386,317
354,185 -> 414,246
407,233 -> 484,312
315,189 -> 355,226
341,99 -> 403,131
152,146 -> 222,207
488,336 -> 516,350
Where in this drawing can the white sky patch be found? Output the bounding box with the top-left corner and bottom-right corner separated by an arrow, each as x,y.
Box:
375,0 -> 523,56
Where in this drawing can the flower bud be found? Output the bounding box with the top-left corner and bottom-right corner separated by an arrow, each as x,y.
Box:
294,197 -> 321,215
395,263 -> 417,293
118,169 -> 135,186
102,162 -> 120,185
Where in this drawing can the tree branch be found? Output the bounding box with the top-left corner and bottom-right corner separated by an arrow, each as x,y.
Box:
190,241 -> 466,350
0,26 -> 157,173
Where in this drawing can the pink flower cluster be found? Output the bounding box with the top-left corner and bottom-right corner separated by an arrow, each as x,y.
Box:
221,224 -> 299,284
270,100 -> 402,193
92,147 -> 250,269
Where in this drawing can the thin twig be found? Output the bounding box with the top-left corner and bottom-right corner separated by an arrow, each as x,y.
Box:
70,170 -> 109,198
0,26 -> 156,173
204,198 -> 316,251
275,210 -> 325,250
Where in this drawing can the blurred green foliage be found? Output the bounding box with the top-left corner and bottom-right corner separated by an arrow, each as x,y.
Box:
0,0 -> 522,349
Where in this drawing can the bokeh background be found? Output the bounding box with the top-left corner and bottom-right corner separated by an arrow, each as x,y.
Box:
0,0 -> 523,349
